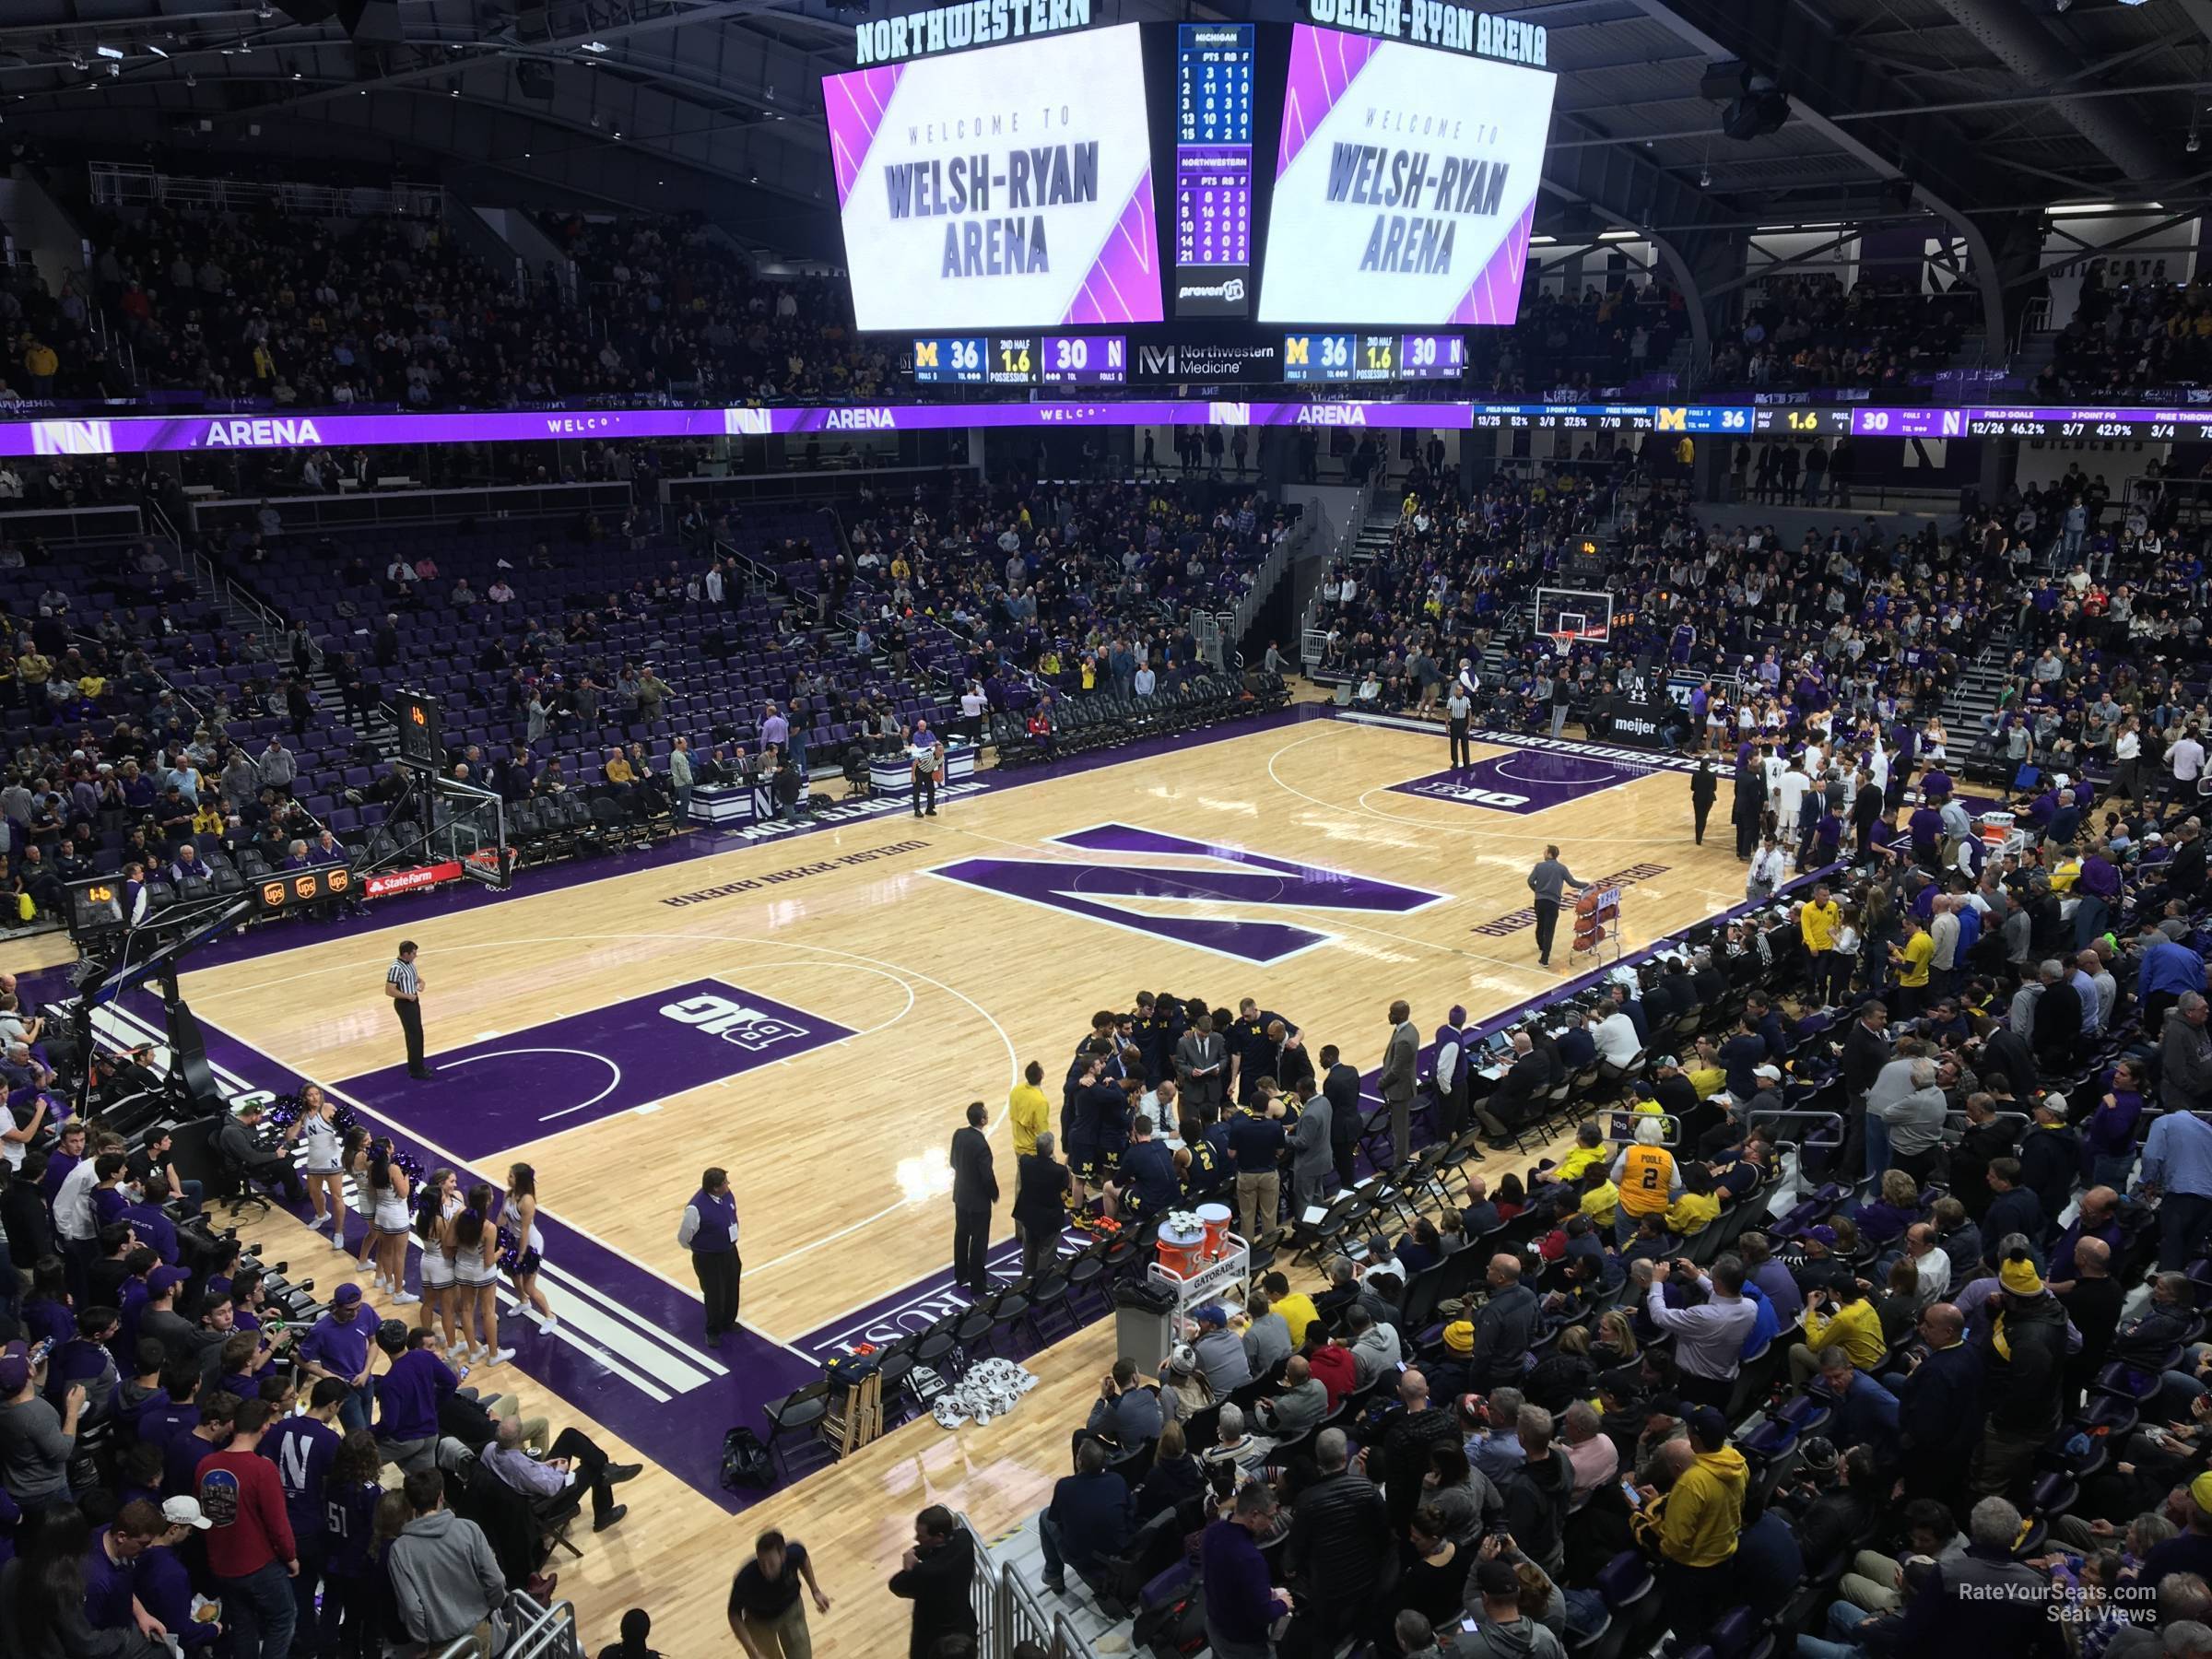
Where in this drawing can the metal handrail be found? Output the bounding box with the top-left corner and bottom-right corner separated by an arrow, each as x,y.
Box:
89,159 -> 442,219
425,1590 -> 573,1659
953,1510 -> 1105,1659
1742,1107 -> 1847,1148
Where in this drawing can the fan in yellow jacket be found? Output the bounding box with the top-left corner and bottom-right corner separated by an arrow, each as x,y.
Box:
1634,1419 -> 1748,1571
1007,1064 -> 1051,1158
1799,890 -> 1842,953
1792,1282 -> 1888,1381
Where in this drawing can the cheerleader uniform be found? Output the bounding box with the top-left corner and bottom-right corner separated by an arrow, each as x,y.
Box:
455,1227 -> 498,1288
506,1206 -> 546,1277
372,1182 -> 411,1239
420,1195 -> 463,1292
302,1114 -> 343,1180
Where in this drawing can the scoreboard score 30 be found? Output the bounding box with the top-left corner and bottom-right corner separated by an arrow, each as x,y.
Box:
914,335 -> 1127,386
1282,333 -> 1465,382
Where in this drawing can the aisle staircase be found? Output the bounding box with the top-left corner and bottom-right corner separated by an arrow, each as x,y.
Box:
1937,643 -> 2014,735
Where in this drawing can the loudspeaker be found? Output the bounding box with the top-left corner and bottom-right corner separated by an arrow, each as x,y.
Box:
1699,61 -> 1746,102
514,58 -> 556,99
1722,88 -> 1789,140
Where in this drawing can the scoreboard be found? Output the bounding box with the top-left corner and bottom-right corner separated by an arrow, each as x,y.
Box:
1040,335 -> 1127,385
1172,23 -> 1254,318
1282,333 -> 1465,383
919,335 -> 1128,387
911,336 -> 1049,386
912,336 -> 987,386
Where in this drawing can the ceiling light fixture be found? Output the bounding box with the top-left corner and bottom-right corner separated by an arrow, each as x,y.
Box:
147,43 -> 168,58
580,40 -> 610,53
95,45 -> 124,60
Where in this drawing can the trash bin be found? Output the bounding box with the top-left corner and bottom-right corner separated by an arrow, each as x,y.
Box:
1112,1278 -> 1178,1373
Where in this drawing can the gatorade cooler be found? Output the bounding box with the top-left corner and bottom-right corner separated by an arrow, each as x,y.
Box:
1195,1202 -> 1233,1260
1157,1218 -> 1206,1278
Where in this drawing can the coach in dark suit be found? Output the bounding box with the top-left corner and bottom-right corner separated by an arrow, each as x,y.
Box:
1014,1132 -> 1074,1282
1174,1018 -> 1228,1115
1379,998 -> 1418,1170
950,1100 -> 998,1296
1322,1045 -> 1364,1191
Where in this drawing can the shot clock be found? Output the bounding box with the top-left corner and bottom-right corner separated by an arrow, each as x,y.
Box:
392,689 -> 444,774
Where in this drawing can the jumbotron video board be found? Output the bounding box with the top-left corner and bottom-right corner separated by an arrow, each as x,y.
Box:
823,0 -> 1557,360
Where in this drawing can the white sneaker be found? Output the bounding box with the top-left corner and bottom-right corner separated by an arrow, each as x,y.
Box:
330,1237 -> 348,1254
391,1291 -> 419,1306
311,1213 -> 331,1230
488,1347 -> 517,1366
537,1315 -> 559,1335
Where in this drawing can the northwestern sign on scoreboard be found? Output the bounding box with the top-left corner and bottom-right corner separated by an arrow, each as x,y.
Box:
823,25 -> 1165,330
1256,24 -> 1555,326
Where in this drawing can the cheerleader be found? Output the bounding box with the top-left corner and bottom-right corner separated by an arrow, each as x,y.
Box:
300,1086 -> 349,1253
365,1139 -> 416,1304
447,1183 -> 513,1367
414,1168 -> 464,1354
503,1162 -> 557,1335
341,1128 -> 373,1272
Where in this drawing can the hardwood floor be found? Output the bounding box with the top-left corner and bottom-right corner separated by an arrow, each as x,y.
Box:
173,709 -> 1727,1651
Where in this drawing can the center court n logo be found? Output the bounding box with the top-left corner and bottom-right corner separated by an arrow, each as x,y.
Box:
928,822 -> 1445,964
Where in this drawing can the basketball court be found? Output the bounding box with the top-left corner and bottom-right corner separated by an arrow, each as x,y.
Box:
146,707 -> 1735,1331
58,700 -> 1752,1653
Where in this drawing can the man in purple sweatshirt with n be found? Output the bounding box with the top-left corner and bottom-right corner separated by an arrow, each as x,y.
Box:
372,1323 -> 459,1477
1201,1480 -> 1292,1659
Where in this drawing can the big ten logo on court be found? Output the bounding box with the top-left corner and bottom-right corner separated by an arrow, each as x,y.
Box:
659,993 -> 812,1052
1408,781 -> 1529,808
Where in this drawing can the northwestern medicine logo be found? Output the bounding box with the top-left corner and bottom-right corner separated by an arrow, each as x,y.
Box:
930,822 -> 1444,963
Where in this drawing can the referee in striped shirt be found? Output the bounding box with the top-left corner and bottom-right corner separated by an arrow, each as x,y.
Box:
385,940 -> 432,1078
